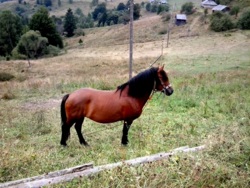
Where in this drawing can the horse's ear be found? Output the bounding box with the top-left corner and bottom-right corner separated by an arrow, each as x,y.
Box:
159,65 -> 164,70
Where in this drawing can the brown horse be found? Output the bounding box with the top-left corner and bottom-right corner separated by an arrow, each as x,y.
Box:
60,66 -> 173,146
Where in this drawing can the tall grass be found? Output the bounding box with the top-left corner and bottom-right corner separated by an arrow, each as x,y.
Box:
0,28 -> 249,187
0,66 -> 249,187
51,68 -> 250,187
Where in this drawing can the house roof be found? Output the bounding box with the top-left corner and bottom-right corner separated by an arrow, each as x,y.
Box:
201,0 -> 217,6
176,14 -> 187,20
212,5 -> 228,11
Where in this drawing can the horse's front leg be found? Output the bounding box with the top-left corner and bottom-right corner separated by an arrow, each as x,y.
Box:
75,118 -> 89,146
121,120 -> 133,145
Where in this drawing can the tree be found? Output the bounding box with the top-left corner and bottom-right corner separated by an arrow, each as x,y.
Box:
90,0 -> 98,8
106,12 -> 119,25
146,3 -> 151,12
75,8 -> 83,17
92,3 -> 107,21
64,8 -> 76,37
237,9 -> 250,30
29,7 -> 63,48
133,3 -> 141,20
157,4 -> 169,15
125,0 -> 140,20
44,0 -> 52,7
181,2 -> 194,15
230,6 -> 240,18
98,12 -> 107,27
14,30 -> 48,66
210,12 -> 234,32
117,2 -> 126,11
0,10 -> 23,56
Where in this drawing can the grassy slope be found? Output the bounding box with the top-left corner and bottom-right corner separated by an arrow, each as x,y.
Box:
0,2 -> 250,188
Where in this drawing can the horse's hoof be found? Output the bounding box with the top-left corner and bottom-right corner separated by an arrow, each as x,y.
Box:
121,140 -> 129,146
81,142 -> 89,147
60,142 -> 67,147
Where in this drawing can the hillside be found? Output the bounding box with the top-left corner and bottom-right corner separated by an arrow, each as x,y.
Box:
0,0 -> 250,187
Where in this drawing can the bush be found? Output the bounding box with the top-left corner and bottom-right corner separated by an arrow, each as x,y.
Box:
146,3 -> 151,12
161,12 -> 171,22
45,45 -> 61,56
0,72 -> 15,82
158,27 -> 168,35
181,2 -> 194,15
157,4 -> 169,15
237,9 -> 250,29
74,28 -> 85,36
11,47 -> 27,60
210,12 -> 234,32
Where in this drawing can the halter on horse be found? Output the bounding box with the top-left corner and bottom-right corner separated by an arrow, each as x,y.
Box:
60,66 -> 173,146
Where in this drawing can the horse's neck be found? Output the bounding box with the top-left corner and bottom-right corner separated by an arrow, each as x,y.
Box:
135,89 -> 153,109
120,85 -> 152,107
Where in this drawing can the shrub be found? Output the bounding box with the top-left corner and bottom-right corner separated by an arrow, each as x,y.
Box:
45,45 -> 61,56
181,2 -> 194,15
79,38 -> 83,45
161,13 -> 171,22
74,28 -> 85,36
230,6 -> 240,18
0,72 -> 15,82
2,92 -> 15,100
146,3 -> 151,12
158,27 -> 168,35
210,12 -> 234,32
237,9 -> 250,29
157,4 -> 169,15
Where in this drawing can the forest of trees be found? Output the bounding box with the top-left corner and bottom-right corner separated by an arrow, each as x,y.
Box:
0,0 -> 157,60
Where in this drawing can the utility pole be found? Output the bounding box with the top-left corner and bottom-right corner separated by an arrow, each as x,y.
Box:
129,0 -> 133,79
167,3 -> 175,48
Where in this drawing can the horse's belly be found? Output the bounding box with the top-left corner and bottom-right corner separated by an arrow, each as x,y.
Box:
86,105 -> 123,123
86,99 -> 141,124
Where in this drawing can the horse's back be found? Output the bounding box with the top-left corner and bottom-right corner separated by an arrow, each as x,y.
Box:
65,88 -> 124,123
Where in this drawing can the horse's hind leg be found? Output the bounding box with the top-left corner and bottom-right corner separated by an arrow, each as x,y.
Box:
75,118 -> 89,146
121,120 -> 133,145
60,121 -> 73,146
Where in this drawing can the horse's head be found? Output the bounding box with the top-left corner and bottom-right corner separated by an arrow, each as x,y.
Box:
155,66 -> 174,96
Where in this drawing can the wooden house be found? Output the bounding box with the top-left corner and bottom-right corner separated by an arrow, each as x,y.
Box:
212,5 -> 230,12
201,0 -> 217,9
175,14 -> 187,26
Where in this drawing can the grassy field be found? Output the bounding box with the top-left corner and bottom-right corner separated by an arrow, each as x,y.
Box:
0,6 -> 250,188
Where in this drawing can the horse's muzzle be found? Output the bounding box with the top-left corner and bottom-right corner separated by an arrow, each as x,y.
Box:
162,87 -> 174,96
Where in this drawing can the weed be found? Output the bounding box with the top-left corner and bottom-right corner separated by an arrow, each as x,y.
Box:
0,72 -> 14,82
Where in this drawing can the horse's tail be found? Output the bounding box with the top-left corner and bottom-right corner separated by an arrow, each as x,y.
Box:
61,94 -> 69,125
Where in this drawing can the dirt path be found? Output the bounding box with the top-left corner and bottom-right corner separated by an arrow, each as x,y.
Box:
190,16 -> 200,30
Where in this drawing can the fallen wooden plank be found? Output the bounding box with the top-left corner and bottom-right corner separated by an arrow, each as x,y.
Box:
0,145 -> 205,188
0,163 -> 94,188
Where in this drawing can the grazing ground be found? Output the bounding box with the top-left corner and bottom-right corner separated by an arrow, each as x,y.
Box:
0,11 -> 250,188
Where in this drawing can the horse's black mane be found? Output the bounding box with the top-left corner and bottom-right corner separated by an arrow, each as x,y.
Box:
117,67 -> 159,98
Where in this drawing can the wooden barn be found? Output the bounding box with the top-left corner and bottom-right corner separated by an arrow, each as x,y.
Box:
201,0 -> 217,9
175,14 -> 187,26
